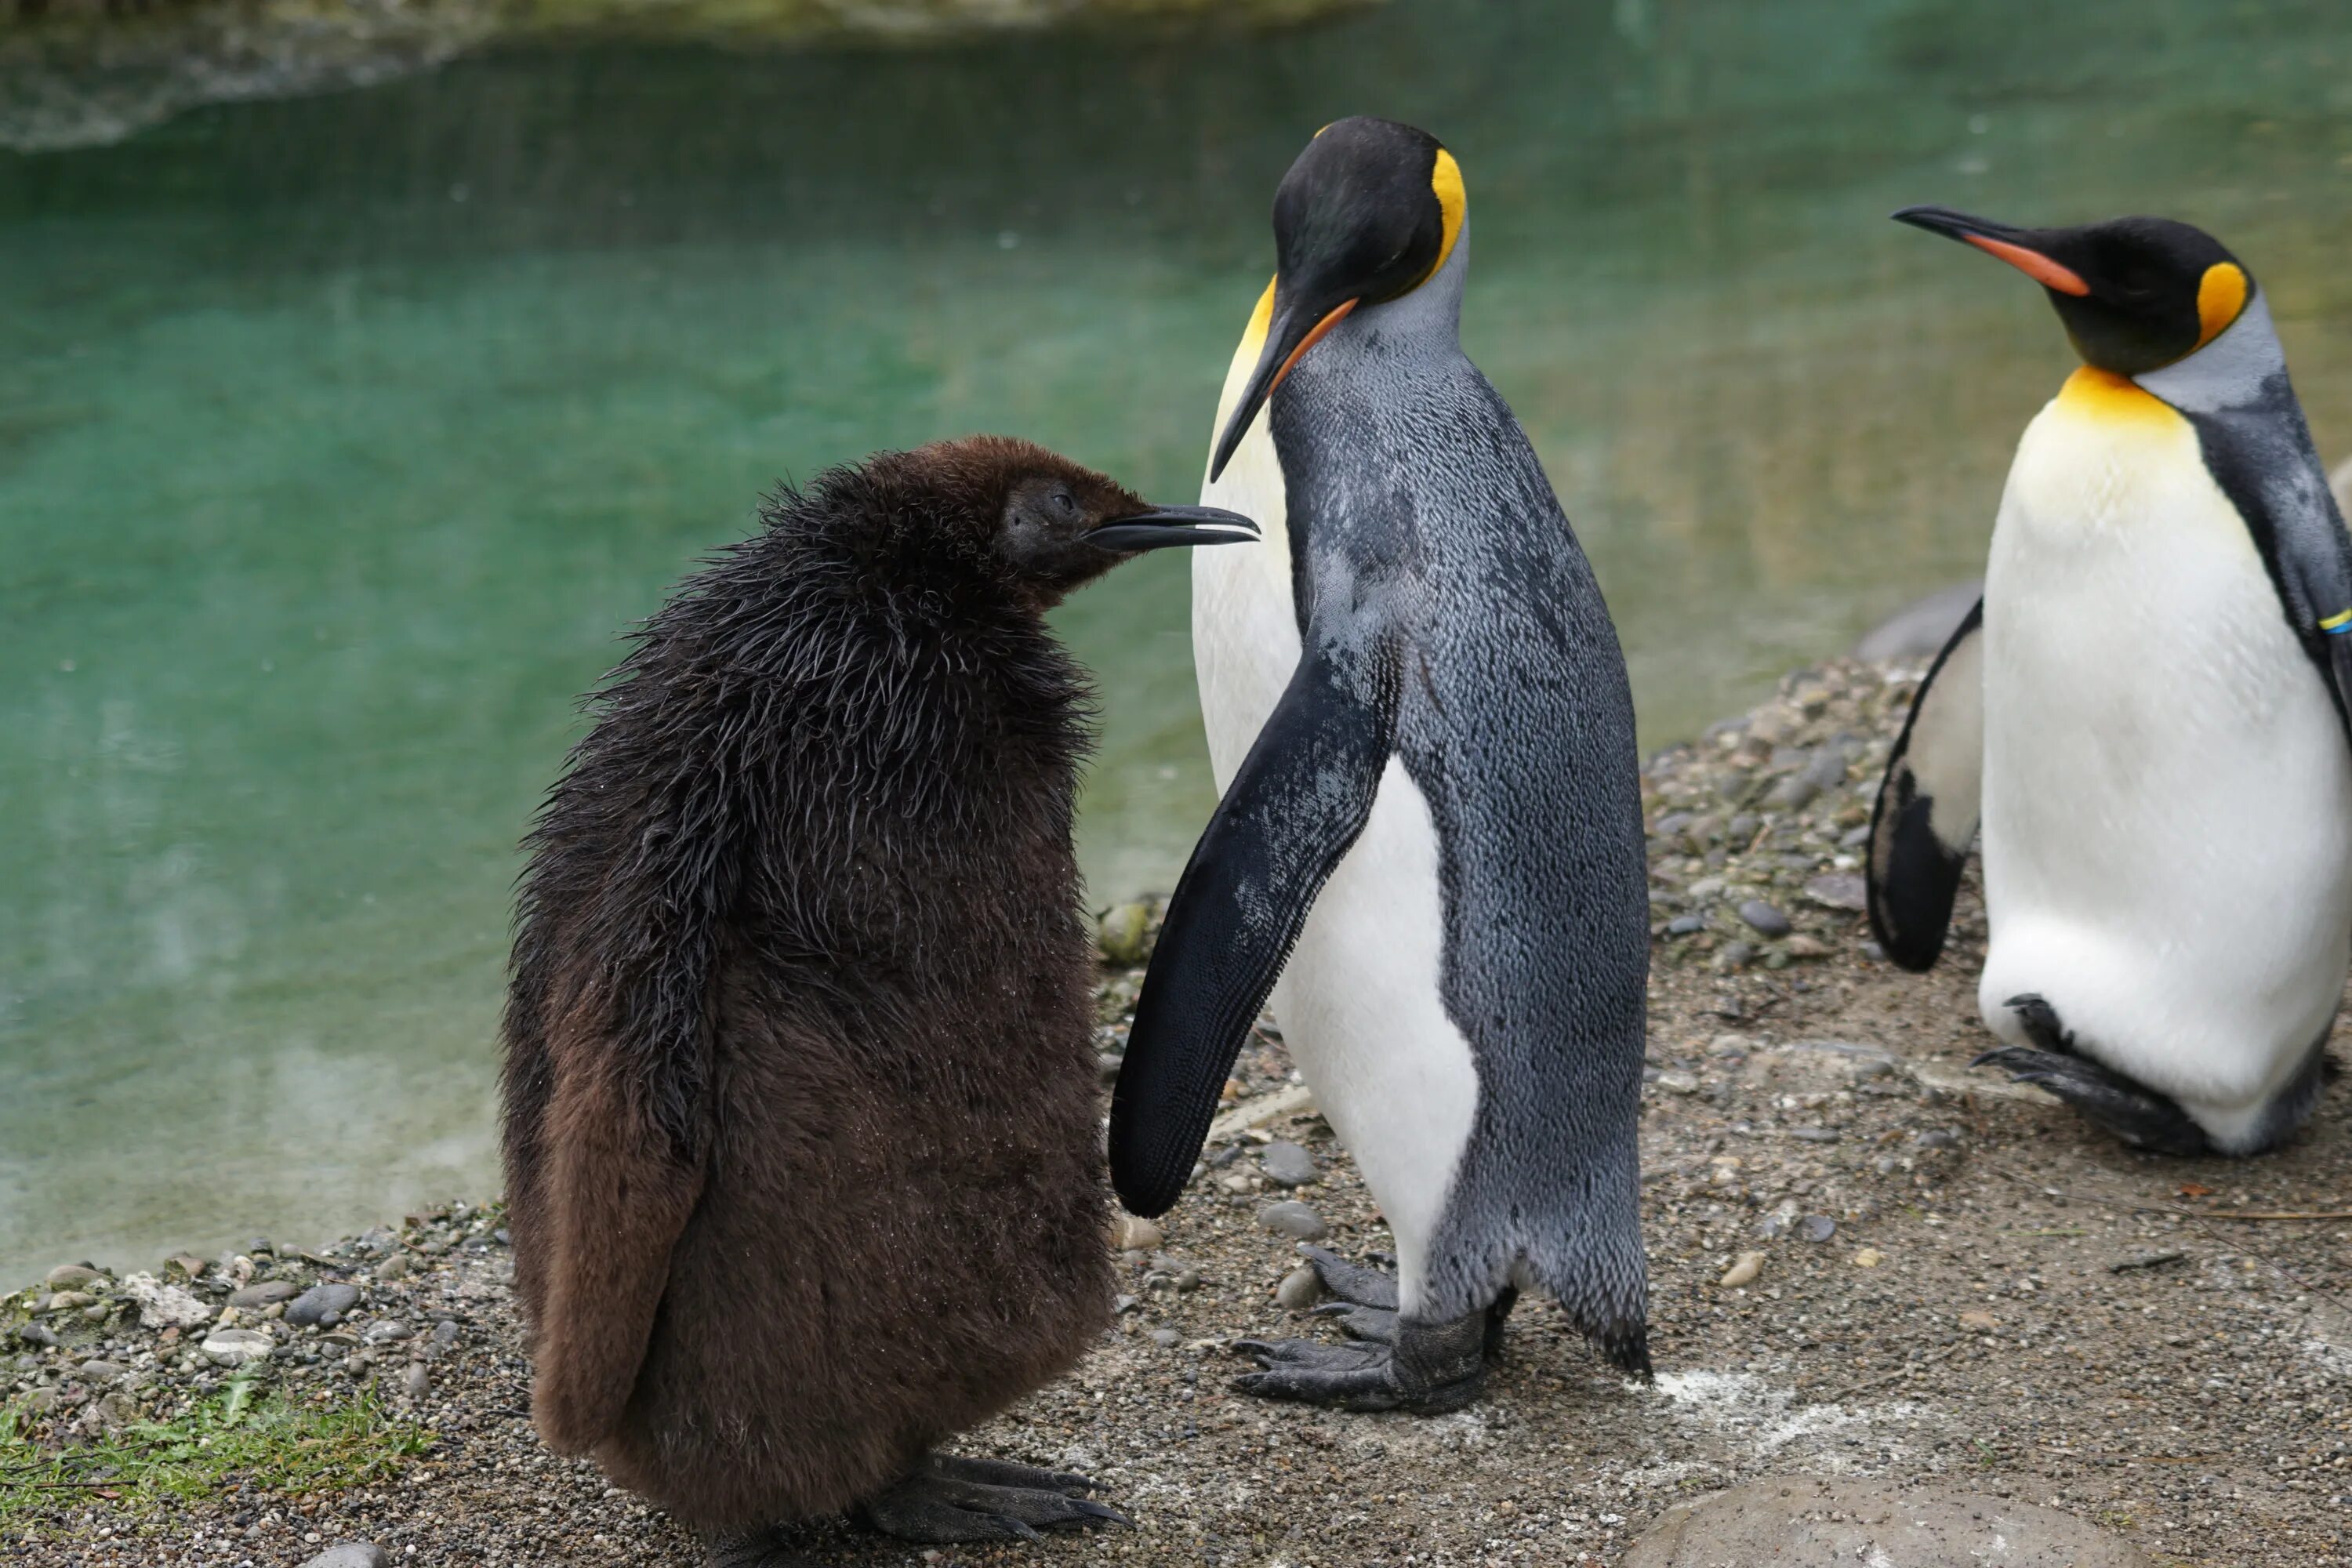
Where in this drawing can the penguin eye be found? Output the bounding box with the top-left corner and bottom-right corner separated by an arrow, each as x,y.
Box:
1051,490 -> 1080,521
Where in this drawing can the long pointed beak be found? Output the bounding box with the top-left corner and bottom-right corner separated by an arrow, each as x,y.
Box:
1893,205 -> 2090,296
1207,293 -> 1359,484
1087,505 -> 1260,554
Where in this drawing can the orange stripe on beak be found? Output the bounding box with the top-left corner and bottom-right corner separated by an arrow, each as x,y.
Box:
1269,299 -> 1358,395
1962,234 -> 2090,296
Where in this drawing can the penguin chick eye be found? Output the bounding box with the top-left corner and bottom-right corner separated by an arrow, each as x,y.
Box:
1051,490 -> 1080,521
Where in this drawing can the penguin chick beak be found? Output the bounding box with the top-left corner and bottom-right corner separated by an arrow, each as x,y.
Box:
1893,205 -> 2091,297
1087,505 -> 1261,554
1208,293 -> 1360,484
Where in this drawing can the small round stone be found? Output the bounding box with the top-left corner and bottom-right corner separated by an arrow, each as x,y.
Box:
1274,1265 -> 1323,1310
230,1280 -> 299,1310
200,1329 -> 273,1367
1737,900 -> 1791,938
1110,1216 -> 1163,1253
1147,1327 -> 1182,1348
1717,1251 -> 1765,1289
44,1264 -> 101,1291
1258,1201 -> 1327,1241
1798,1214 -> 1838,1243
1258,1141 -> 1318,1188
299,1547 -> 390,1568
285,1283 -> 361,1327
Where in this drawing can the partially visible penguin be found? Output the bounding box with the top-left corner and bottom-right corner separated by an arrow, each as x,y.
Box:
1869,208 -> 2350,1156
499,437 -> 1254,1559
1107,118 -> 1653,1413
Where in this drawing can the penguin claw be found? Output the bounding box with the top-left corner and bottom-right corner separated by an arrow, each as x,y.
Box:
1308,1301 -> 1399,1343
1968,1043 -> 2212,1157
854,1454 -> 1131,1544
1296,1244 -> 1400,1310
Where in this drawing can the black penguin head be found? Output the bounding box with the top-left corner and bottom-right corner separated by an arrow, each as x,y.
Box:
1209,116 -> 1468,481
1893,207 -> 2252,376
884,436 -> 1256,607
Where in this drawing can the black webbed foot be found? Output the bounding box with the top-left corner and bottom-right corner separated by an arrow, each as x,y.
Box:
1978,996 -> 2211,1156
1235,1305 -> 1486,1414
853,1453 -> 1131,1544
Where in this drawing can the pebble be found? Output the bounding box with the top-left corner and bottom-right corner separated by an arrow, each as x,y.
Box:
1274,1265 -> 1323,1310
1763,775 -> 1817,811
399,1363 -> 430,1399
14,1321 -> 58,1348
1097,902 -> 1152,965
1852,1247 -> 1883,1269
1655,1070 -> 1699,1095
1627,1476 -> 2142,1566
1712,941 -> 1755,971
200,1328 -> 274,1367
372,1253 -> 415,1283
1258,1201 -> 1327,1241
426,1319 -> 463,1357
74,1359 -> 126,1380
1802,873 -> 1868,912
1717,1251 -> 1764,1289
1258,1140 -> 1317,1187
1110,1216 -> 1163,1252
363,1319 -> 415,1345
45,1264 -> 101,1290
1798,1214 -> 1838,1243
1737,900 -> 1791,938
299,1547 -> 390,1568
1664,913 -> 1706,936
1147,1327 -> 1182,1348
44,1290 -> 95,1312
1959,1310 -> 1998,1330
286,1282 -> 361,1327
124,1272 -> 212,1330
229,1279 -> 299,1309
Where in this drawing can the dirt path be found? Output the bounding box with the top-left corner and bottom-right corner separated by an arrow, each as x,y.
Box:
6,659 -> 2348,1566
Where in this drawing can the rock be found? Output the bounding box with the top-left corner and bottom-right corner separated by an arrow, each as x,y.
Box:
399,1363 -> 430,1399
1959,1310 -> 1998,1331
1711,941 -> 1755,971
164,1254 -> 209,1281
1802,873 -> 1869,912
1258,1202 -> 1327,1241
1853,1247 -> 1884,1269
1110,1216 -> 1163,1253
1782,934 -> 1831,959
362,1319 -> 415,1345
42,1291 -> 95,1312
1737,900 -> 1791,938
298,1547 -> 390,1568
1799,745 -> 1852,791
425,1320 -> 463,1358
122,1272 -> 212,1330
1664,913 -> 1705,936
1717,1251 -> 1764,1289
1147,1327 -> 1182,1348
229,1280 -> 299,1310
74,1359 -> 126,1381
1798,1214 -> 1838,1243
44,1264 -> 101,1291
243,1237 -> 275,1258
1763,775 -> 1818,811
14,1321 -> 58,1348
1656,1070 -> 1699,1095
285,1283 -> 361,1327
1274,1266 -> 1323,1310
1851,581 -> 1986,663
1625,1476 -> 2149,1566
1097,902 -> 1152,965
1258,1141 -> 1317,1187
372,1253 -> 415,1283
200,1329 -> 274,1367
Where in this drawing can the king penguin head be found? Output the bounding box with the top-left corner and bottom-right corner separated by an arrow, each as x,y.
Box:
1208,116 -> 1468,481
1893,206 -> 2252,378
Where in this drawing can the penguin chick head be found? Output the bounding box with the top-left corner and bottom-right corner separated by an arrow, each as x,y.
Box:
1209,115 -> 1468,481
868,436 -> 1257,608
1894,207 -> 2252,377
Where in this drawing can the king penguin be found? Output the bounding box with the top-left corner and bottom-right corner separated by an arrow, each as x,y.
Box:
1868,208 -> 2350,1156
1106,117 -> 1652,1413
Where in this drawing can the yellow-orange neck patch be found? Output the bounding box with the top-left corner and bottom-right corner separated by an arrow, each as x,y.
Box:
1426,148 -> 1466,285
2055,365 -> 2177,426
2194,262 -> 2249,350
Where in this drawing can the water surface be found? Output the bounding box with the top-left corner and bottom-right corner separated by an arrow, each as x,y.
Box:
5,0 -> 2351,1281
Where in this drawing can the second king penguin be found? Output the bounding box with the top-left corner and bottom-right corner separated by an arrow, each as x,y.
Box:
1109,117 -> 1651,1412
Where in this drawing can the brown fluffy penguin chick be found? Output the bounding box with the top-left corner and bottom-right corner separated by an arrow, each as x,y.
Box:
497,436 -> 1254,1557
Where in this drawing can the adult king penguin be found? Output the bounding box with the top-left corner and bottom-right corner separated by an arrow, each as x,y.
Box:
1107,117 -> 1652,1413
1870,209 -> 2350,1156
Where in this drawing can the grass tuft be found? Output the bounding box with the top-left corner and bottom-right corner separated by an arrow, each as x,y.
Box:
0,1377 -> 433,1534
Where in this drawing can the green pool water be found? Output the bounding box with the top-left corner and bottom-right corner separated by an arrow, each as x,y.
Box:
5,0 -> 2350,1283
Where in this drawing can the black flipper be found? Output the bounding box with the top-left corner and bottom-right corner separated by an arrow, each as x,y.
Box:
1108,633 -> 1399,1218
2138,294 -> 2352,739
1866,598 -> 1985,971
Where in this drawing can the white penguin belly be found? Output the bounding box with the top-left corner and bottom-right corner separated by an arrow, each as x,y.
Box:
1191,364 -> 1479,1316
1976,379 -> 2352,1149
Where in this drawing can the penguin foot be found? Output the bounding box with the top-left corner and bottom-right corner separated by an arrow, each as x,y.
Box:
853,1454 -> 1132,1544
1233,1311 -> 1486,1414
1976,1024 -> 2212,1158
1297,1243 -> 1399,1309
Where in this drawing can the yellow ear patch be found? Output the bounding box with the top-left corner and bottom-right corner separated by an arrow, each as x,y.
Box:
1427,147 -> 1466,283
2195,262 -> 2248,350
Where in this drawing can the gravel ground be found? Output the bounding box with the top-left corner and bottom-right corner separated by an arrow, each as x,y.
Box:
7,657 -> 2349,1567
